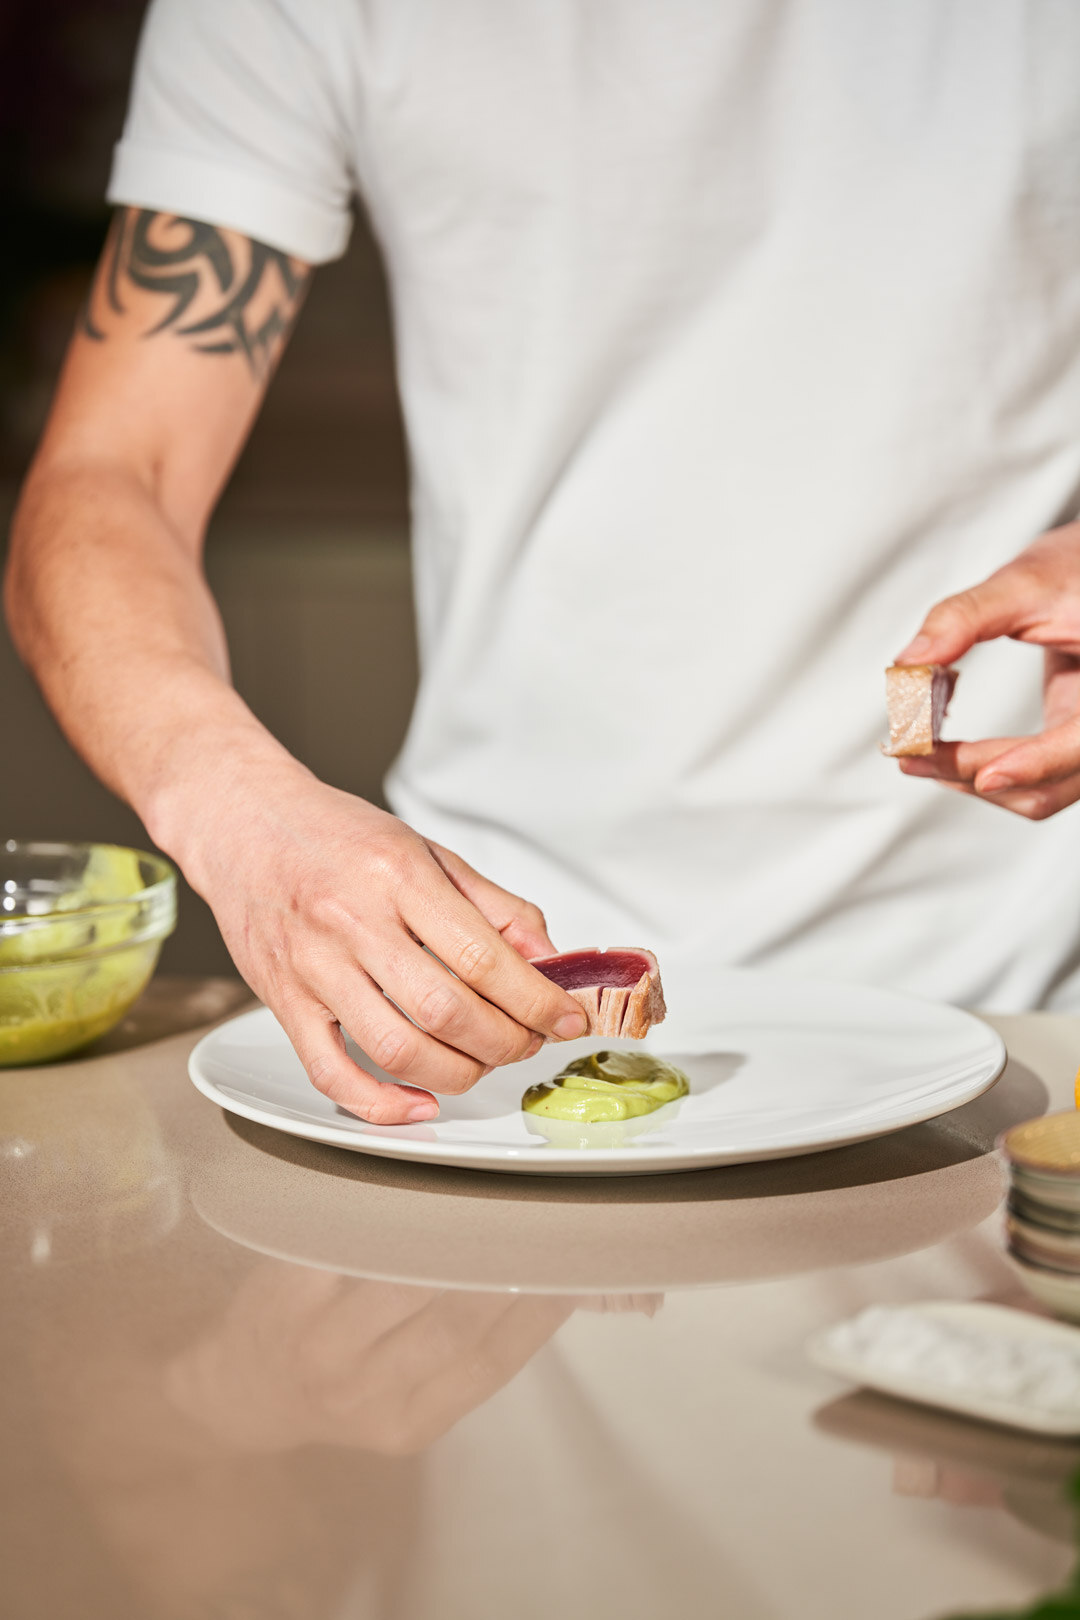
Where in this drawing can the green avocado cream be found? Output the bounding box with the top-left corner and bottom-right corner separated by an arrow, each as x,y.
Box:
0,847 -> 160,1067
522,1050 -> 689,1123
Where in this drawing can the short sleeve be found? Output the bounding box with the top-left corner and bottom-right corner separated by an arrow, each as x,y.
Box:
107,0 -> 355,264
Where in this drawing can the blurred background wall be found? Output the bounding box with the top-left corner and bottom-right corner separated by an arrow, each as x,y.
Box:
0,0 -> 419,975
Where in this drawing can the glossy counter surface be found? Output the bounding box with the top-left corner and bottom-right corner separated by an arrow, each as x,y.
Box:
2,977 -> 1079,1620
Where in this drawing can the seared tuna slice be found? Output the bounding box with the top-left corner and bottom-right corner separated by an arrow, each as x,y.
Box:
882,663 -> 958,757
531,947 -> 666,1040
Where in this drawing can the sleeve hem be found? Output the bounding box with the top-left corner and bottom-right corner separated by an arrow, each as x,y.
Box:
107,139 -> 352,264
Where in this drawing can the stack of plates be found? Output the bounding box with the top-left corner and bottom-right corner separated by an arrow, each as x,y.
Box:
1002,1110 -> 1080,1321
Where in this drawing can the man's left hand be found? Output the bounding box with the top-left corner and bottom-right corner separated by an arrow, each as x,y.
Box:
894,521 -> 1080,819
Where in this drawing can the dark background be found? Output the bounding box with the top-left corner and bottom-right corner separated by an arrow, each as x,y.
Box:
1,0 -> 419,975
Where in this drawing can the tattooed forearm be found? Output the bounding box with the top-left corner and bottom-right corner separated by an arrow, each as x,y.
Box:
81,209 -> 311,379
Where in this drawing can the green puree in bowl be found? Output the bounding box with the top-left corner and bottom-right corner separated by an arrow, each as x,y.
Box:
522,1050 -> 689,1123
0,948 -> 159,1066
0,846 -> 164,1067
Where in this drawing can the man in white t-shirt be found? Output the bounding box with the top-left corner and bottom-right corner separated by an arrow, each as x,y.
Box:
8,0 -> 1080,1123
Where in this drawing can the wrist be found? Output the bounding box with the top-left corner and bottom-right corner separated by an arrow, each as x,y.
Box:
139,716 -> 312,887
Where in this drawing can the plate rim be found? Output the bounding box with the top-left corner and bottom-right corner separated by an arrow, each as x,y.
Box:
187,979 -> 1007,1177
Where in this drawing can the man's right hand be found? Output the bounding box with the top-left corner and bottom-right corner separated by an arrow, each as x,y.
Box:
4,209 -> 586,1123
170,760 -> 587,1122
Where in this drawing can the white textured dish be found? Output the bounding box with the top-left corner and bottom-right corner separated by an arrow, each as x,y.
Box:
187,969 -> 1005,1176
809,1301 -> 1080,1437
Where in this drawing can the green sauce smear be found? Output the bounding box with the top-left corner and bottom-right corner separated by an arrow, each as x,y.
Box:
522,1049 -> 689,1123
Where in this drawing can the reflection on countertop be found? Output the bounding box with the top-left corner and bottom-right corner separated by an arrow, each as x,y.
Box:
0,978 -> 251,1272
816,1386 -> 1080,1619
192,1048 -> 1046,1294
18,1251 -> 652,1619
816,1384 -> 1080,1546
2,983 -> 1080,1619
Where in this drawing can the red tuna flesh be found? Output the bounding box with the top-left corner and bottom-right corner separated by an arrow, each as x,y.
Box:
530,947 -> 666,1040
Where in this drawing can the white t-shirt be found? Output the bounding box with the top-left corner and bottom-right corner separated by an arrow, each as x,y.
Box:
110,0 -> 1080,1012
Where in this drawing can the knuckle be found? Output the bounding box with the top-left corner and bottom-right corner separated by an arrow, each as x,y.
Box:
306,1052 -> 345,1099
1002,785 -> 1051,820
455,935 -> 500,982
273,981 -> 319,1027
520,984 -> 564,1032
927,592 -> 977,633
309,1059 -> 385,1124
365,1023 -> 420,1076
305,889 -> 358,938
1004,557 -> 1043,591
359,1092 -> 412,1126
436,1055 -> 487,1096
414,981 -> 465,1037
495,1022 -> 540,1065
360,841 -> 404,887
353,835 -> 415,897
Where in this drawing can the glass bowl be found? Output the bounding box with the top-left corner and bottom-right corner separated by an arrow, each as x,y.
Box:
0,841 -> 177,1067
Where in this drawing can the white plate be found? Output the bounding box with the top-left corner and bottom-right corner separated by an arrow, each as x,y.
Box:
809,1302 -> 1080,1436
187,968 -> 1006,1176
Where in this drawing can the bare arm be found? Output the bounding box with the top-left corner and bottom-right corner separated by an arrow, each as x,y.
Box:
5,210 -> 587,1121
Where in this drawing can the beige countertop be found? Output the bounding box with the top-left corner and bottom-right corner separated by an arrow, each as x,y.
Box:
3,976 -> 1080,1620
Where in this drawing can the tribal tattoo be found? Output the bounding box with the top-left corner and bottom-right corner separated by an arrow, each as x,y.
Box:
81,209 -> 311,378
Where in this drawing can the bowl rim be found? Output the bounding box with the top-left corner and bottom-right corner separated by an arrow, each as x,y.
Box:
0,840 -> 176,962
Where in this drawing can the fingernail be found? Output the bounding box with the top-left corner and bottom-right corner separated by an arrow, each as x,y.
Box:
896,635 -> 932,663
978,773 -> 1014,793
554,1011 -> 588,1040
407,1101 -> 439,1122
525,1035 -> 543,1058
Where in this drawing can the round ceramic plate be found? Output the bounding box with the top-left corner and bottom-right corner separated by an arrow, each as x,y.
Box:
187,968 -> 1006,1176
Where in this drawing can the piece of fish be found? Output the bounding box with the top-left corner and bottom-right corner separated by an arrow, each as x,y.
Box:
531,947 -> 666,1040
882,664 -> 958,757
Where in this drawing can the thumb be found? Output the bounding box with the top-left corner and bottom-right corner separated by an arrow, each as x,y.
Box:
895,562 -> 1043,666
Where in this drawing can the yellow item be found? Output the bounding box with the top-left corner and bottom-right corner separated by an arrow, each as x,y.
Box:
1002,1111 -> 1080,1174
